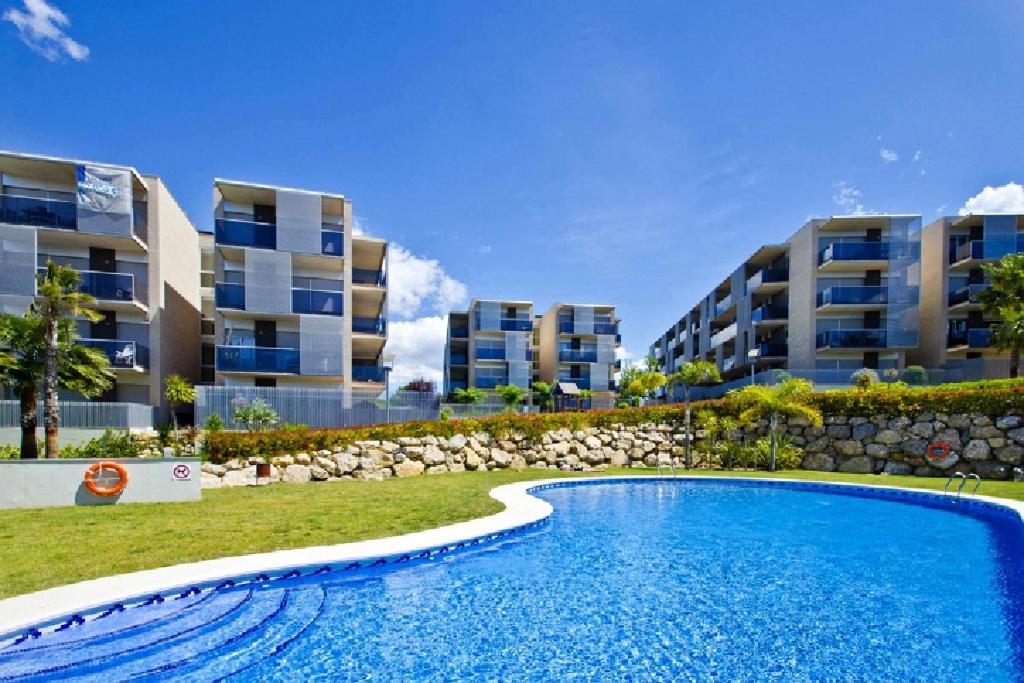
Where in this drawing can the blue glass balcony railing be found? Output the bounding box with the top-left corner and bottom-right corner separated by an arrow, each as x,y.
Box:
351,365 -> 385,382
448,353 -> 469,365
352,316 -> 387,335
949,237 -> 1024,264
475,347 -> 506,360
557,320 -> 618,335
80,338 -> 148,368
39,268 -> 137,302
815,329 -> 887,349
746,267 -> 789,292
947,283 -> 988,307
215,346 -> 300,374
500,318 -> 533,331
351,268 -> 386,287
1,194 -> 77,230
818,242 -> 886,264
214,218 -> 276,250
557,378 -> 591,391
757,342 -> 788,357
947,328 -> 991,349
751,304 -> 788,323
817,286 -> 897,307
215,283 -> 246,309
559,349 -> 598,363
448,380 -> 468,392
475,377 -> 507,389
714,296 -> 733,317
321,231 -> 343,256
450,326 -> 469,339
291,289 -> 343,316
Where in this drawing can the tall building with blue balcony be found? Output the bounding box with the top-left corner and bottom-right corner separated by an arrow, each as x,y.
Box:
0,151 -> 201,421
913,213 -> 1024,378
538,303 -> 620,408
443,300 -> 535,398
650,215 -> 924,398
205,179 -> 387,391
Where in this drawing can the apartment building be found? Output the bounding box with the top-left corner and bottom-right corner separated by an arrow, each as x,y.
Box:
651,214 -> 923,398
0,151 -> 201,419
444,300 -> 620,407
912,213 -> 1023,375
206,179 -> 388,390
443,299 -> 535,396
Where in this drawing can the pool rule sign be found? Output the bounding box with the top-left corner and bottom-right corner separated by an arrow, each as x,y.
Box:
172,463 -> 193,482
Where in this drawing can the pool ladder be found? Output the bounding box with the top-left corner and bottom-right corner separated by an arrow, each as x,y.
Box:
657,458 -> 677,477
944,472 -> 981,501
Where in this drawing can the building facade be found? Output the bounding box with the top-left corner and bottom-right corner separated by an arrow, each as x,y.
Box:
0,151 -> 201,420
205,179 -> 388,390
445,300 -> 620,407
651,214 -> 924,398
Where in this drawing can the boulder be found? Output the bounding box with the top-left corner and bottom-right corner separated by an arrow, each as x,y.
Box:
422,445 -> 447,466
426,464 -> 449,474
283,464 -> 312,484
490,449 -> 512,468
223,458 -> 244,471
996,416 -> 1023,430
802,452 -> 835,471
464,450 -> 483,470
334,453 -> 359,474
1007,428 -> 1024,445
449,434 -> 468,450
969,425 -> 1002,440
200,472 -> 223,489
510,454 -> 528,470
865,443 -> 889,458
910,422 -> 935,439
584,435 -> 602,449
974,460 -> 1011,480
851,423 -> 877,440
995,444 -> 1024,465
883,461 -> 913,475
201,463 -> 227,476
963,439 -> 991,461
838,456 -> 873,474
309,466 -> 330,481
316,457 -> 339,476
222,467 -> 257,487
875,429 -> 902,445
610,451 -> 629,467
901,439 -> 928,457
295,453 -> 312,466
271,455 -> 294,467
394,460 -> 425,477
826,425 -> 851,439
834,440 -> 863,457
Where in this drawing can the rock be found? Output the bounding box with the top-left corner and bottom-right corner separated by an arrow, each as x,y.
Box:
926,450 -> 959,470
201,463 -> 227,476
426,464 -> 449,474
804,437 -> 829,453
987,437 -> 1006,449
200,472 -> 223,489
490,449 -> 512,468
838,456 -> 873,474
309,466 -> 330,481
316,456 -> 339,476
901,439 -> 928,457
802,452 -> 835,471
883,461 -> 913,475
1007,428 -> 1024,445
888,417 -> 912,430
834,440 -> 864,457
449,434 -> 468,450
283,464 -> 312,484
969,425 -> 1002,439
394,460 -> 425,477
995,444 -> 1024,465
865,443 -> 889,458
852,423 -> 877,440
974,461 -> 1011,480
973,415 -> 993,427
223,467 -> 257,487
223,458 -> 244,471
271,455 -> 294,467
610,451 -> 629,467
464,450 -> 483,470
334,454 -> 359,474
827,425 -> 851,439
380,441 -> 400,453
584,435 -> 602,449
295,453 -> 312,466
996,416 -> 1022,430
449,463 -> 466,473
963,440 -> 991,461
422,445 -> 447,466
875,429 -> 902,445
510,454 -> 528,470
910,422 -> 935,439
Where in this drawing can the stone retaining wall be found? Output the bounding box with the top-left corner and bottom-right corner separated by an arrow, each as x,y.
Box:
199,412 -> 1024,488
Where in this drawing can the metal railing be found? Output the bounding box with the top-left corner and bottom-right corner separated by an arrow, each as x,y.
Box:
0,400 -> 154,430
1,193 -> 77,230
215,346 -> 300,374
746,267 -> 788,292
751,304 -> 788,322
80,338 -> 148,368
214,218 -> 277,250
815,329 -> 886,349
215,283 -> 246,309
947,327 -> 992,349
351,365 -> 386,382
352,317 -> 387,335
321,231 -> 343,256
291,289 -> 343,316
351,268 -> 386,287
947,283 -> 988,307
559,349 -> 598,363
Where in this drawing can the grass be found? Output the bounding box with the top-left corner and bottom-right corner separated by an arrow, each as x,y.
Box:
1,469 -> 1022,600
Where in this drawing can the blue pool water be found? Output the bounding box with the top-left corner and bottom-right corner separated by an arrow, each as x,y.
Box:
2,479 -> 1023,681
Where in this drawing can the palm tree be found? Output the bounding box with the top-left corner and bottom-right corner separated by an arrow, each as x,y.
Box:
34,262 -> 105,458
667,360 -> 722,468
532,381 -> 554,412
164,374 -> 196,434
978,253 -> 1024,377
0,314 -> 113,458
730,378 -> 822,471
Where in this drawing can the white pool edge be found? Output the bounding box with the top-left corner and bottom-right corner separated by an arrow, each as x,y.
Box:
1,474 -> 1022,640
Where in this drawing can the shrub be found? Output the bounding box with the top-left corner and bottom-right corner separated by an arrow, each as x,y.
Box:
750,435 -> 802,470
0,444 -> 20,460
232,398 -> 280,432
59,429 -> 148,459
204,413 -> 224,433
901,365 -> 928,386
439,406 -> 452,421
850,368 -> 879,389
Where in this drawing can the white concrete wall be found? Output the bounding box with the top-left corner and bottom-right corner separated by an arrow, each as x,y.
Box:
0,458 -> 201,509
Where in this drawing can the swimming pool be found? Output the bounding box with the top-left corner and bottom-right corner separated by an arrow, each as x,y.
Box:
1,478 -> 1022,681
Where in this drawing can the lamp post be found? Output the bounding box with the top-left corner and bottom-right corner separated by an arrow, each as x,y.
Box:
383,353 -> 396,424
747,346 -> 761,386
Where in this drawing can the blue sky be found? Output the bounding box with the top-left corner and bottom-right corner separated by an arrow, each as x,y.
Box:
2,1 -> 1023,385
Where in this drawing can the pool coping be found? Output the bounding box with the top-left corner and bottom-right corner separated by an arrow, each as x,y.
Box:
1,474 -> 1023,642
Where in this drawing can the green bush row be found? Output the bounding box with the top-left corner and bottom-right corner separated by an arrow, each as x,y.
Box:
204,383 -> 1024,461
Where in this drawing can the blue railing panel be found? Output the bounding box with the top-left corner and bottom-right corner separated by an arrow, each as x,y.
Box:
80,338 -> 148,368
1,194 -> 76,230
815,329 -> 887,349
351,268 -> 386,287
321,231 -> 343,256
352,316 -> 387,335
215,346 -> 300,374
214,218 -> 277,249
292,289 -> 343,315
215,283 -> 246,309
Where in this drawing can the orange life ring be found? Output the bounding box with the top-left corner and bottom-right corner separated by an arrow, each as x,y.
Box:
926,441 -> 952,462
84,462 -> 129,497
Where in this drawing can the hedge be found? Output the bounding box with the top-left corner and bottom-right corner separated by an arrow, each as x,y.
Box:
204,383 -> 1024,461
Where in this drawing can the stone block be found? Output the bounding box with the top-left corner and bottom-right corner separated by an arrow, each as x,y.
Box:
838,456 -> 873,474
394,460 -> 425,477
963,439 -> 991,461
283,464 -> 312,484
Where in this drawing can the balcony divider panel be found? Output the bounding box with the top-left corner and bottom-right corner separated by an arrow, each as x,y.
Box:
0,225 -> 36,297
76,165 -> 134,237
276,189 -> 322,255
299,314 -> 343,376
245,248 -> 292,314
573,306 -> 595,335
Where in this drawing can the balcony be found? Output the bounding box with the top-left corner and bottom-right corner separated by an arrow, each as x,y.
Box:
757,342 -> 788,357
815,329 -> 886,350
1,194 -> 76,230
557,321 -> 618,335
448,380 -> 468,392
751,304 -> 788,323
948,237 -> 1024,265
713,295 -> 733,318
449,353 -> 469,365
41,269 -> 139,304
321,231 -> 343,256
450,326 -> 469,339
746,267 -> 788,293
215,346 -> 300,374
351,365 -> 385,383
215,283 -> 245,310
947,284 -> 988,308
351,268 -> 386,287
291,289 -> 343,316
475,347 -> 506,360
816,286 -> 919,309
501,318 -> 533,332
475,377 -> 507,389
559,349 -> 598,363
947,327 -> 991,349
594,322 -> 617,335
710,323 -> 737,348
214,218 -> 276,250
558,377 -> 591,391
80,338 -> 148,369
352,316 -> 387,335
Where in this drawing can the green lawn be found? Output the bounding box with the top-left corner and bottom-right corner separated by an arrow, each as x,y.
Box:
1,469 -> 1022,600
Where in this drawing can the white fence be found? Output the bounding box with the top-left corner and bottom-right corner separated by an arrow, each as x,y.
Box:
0,401 -> 154,430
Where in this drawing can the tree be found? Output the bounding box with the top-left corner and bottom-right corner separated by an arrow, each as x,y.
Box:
619,356 -> 666,405
453,386 -> 485,404
730,378 -> 822,471
495,384 -> 527,412
0,313 -> 113,459
532,381 -> 554,412
667,360 -> 722,468
34,261 -> 105,458
978,253 -> 1024,377
164,374 -> 195,433
579,388 -> 593,410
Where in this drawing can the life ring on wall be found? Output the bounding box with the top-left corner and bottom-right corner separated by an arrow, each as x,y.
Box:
84,462 -> 129,497
926,441 -> 952,463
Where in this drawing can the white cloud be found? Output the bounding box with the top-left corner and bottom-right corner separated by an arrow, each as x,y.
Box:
879,148 -> 898,163
383,315 -> 447,390
3,0 -> 89,61
387,243 -> 468,319
832,181 -> 873,216
478,245 -> 492,254
959,182 -> 1024,216
936,204 -> 947,216
912,150 -> 922,162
